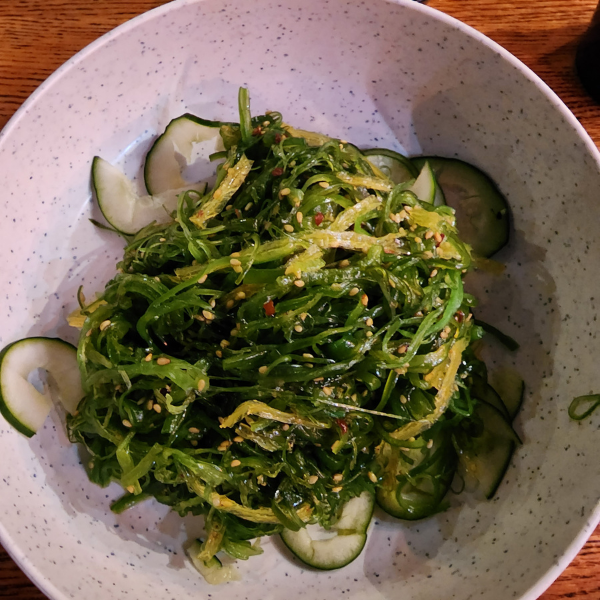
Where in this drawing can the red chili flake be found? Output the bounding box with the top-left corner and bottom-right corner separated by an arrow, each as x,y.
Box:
263,299 -> 276,317
271,167 -> 284,177
383,248 -> 395,254
435,233 -> 446,248
235,209 -> 242,219
335,418 -> 348,434
274,133 -> 282,144
252,127 -> 262,137
314,212 -> 324,226
455,310 -> 465,323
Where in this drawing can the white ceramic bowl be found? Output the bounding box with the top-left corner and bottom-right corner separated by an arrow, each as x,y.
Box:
1,1 -> 600,599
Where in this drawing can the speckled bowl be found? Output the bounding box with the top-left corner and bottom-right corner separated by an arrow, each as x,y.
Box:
1,0 -> 599,599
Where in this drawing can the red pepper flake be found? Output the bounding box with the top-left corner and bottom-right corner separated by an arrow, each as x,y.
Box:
274,133 -> 282,144
252,126 -> 262,137
435,233 -> 445,248
383,248 -> 395,254
235,208 -> 242,219
335,418 -> 348,434
314,212 -> 324,226
271,167 -> 284,177
263,299 -> 276,317
455,310 -> 465,323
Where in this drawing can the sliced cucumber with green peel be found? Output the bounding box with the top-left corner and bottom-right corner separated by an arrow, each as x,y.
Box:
280,491 -> 374,570
408,161 -> 446,207
92,156 -> 193,235
376,426 -> 456,520
363,148 -> 418,184
144,114 -> 225,195
0,337 -> 83,437
469,373 -> 511,422
456,401 -> 519,499
488,367 -> 525,421
186,540 -> 240,585
412,157 -> 509,257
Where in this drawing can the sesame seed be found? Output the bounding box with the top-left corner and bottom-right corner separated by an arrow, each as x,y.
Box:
410,224 -> 417,231
233,266 -> 243,274
296,212 -> 303,224
362,390 -> 368,397
99,319 -> 111,331
305,363 -> 314,368
466,313 -> 473,321
210,299 -> 216,308
389,278 -> 396,288
215,350 -> 223,358
126,486 -> 135,494
234,436 -> 244,443
226,204 -> 233,211
425,230 -> 434,240
434,232 -> 443,243
308,475 -> 319,485
245,202 -> 253,211
294,280 -> 305,288
366,317 -> 374,327
323,386 -> 333,396
314,377 -> 324,382
156,357 -> 171,366
202,310 -> 215,320
195,315 -> 205,322
230,258 -> 242,266
397,344 -> 408,354
319,181 -> 329,188
284,224 -> 295,232
189,427 -> 200,434
282,423 -> 290,431
159,237 -> 167,242
389,212 -> 401,224
220,339 -> 230,348
333,473 -> 343,483
339,259 -> 350,268
303,353 -> 314,358
332,486 -> 343,493
300,312 -> 308,321
85,329 -> 93,337
430,269 -> 438,277
197,380 -> 206,392
280,188 -> 291,196
404,205 -> 412,212
154,276 -> 161,283
198,275 -> 208,284
368,471 -> 378,483
340,139 -> 348,144
146,400 -> 154,410
349,287 -> 359,296
122,419 -> 133,428
440,331 -> 449,339
294,325 -> 303,332
230,459 -> 241,467
230,252 -> 241,257
230,328 -> 239,336
361,294 -> 368,306
366,331 -> 373,337
400,395 -> 408,404
414,236 -> 422,244
235,291 -> 246,300
339,143 -> 344,150
226,299 -> 234,309
144,352 -> 153,362
259,366 -> 268,374
153,404 -> 162,413
427,439 -> 434,449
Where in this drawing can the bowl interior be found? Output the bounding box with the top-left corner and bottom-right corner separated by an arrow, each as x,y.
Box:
1,1 -> 600,599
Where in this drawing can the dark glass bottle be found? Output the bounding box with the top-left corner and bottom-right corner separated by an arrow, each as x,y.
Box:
576,2 -> 600,103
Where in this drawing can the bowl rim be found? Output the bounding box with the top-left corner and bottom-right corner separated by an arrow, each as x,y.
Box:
1,1 -> 599,599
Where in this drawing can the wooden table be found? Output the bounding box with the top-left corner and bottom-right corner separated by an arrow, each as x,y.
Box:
1,0 -> 599,598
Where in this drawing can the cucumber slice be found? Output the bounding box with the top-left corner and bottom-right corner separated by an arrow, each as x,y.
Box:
280,491 -> 374,570
469,373 -> 511,422
0,337 -> 83,437
186,540 -> 240,585
376,427 -> 456,520
457,401 -> 519,499
144,114 -> 225,195
92,156 -> 194,235
363,148 -> 418,184
488,367 -> 525,421
408,161 -> 446,207
412,157 -> 509,257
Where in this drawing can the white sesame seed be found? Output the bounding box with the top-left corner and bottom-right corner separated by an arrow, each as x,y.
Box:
230,252 -> 241,258
300,312 -> 308,321
339,259 -> 350,268
349,287 -> 359,296
340,139 -> 348,144
294,280 -> 305,288
427,439 -> 434,449
368,471 -> 378,483
235,291 -> 246,300
146,400 -> 154,410
122,419 -> 133,428
306,363 -> 314,368
282,423 -> 290,431
230,328 -> 238,336
215,350 -> 223,358
430,269 -> 438,278
284,224 -> 295,233
280,188 -> 291,196
85,329 -> 93,337
332,486 -> 343,493
198,275 -> 208,285
333,473 -> 343,483
226,299 -> 235,309
153,403 -> 162,413
414,236 -> 422,244
259,366 -> 268,374
400,395 -> 408,404
210,299 -> 216,308
99,319 -> 111,331
197,379 -> 206,392
319,181 -> 329,188
294,325 -> 303,332
245,202 -> 253,211
156,357 -> 171,366
234,436 -> 244,443
220,339 -> 230,348
233,266 -> 243,274
397,344 -> 408,354
159,237 -> 167,242
434,232 -> 443,243
189,427 -> 200,434
144,353 -> 153,362
308,475 -> 319,485
361,294 -> 368,306
203,310 -> 215,320
296,211 -> 303,224
366,317 -> 373,327
230,258 -> 241,266
303,353 -> 314,358
230,459 -> 241,467
366,331 -> 373,337
425,230 -> 434,240
323,386 -> 333,396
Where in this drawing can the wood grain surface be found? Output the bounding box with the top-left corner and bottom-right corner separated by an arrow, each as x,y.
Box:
1,0 -> 600,598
